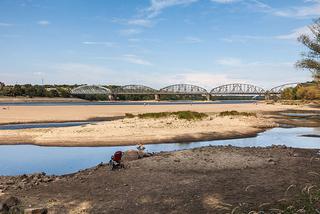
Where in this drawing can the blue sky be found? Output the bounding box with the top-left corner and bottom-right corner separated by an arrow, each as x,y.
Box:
0,0 -> 319,89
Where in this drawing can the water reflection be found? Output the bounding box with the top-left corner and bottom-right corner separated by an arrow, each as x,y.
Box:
0,122 -> 93,130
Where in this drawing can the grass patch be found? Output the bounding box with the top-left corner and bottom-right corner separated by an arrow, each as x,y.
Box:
136,111 -> 208,120
125,113 -> 135,118
281,188 -> 320,214
233,185 -> 320,214
218,110 -> 257,117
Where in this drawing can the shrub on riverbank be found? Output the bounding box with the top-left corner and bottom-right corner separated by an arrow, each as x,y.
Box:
125,111 -> 208,120
125,113 -> 135,118
281,83 -> 320,100
218,111 -> 257,117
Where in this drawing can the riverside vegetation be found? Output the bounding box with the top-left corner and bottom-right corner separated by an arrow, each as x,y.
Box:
126,111 -> 257,120
125,111 -> 208,120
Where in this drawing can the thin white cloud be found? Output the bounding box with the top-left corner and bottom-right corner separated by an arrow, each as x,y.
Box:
0,34 -> 21,38
167,72 -> 247,89
82,41 -> 116,47
145,0 -> 198,18
117,0 -> 198,31
210,0 -> 240,3
53,63 -> 111,84
122,54 -> 153,66
216,57 -> 243,66
37,20 -> 50,26
208,0 -> 273,13
221,25 -> 312,43
272,3 -> 320,18
94,54 -> 153,66
209,0 -> 320,19
275,26 -> 312,40
128,38 -> 141,43
112,17 -> 154,28
33,71 -> 44,76
119,28 -> 142,36
182,36 -> 203,43
0,22 -> 13,27
128,19 -> 153,27
211,58 -> 308,88
221,35 -> 270,43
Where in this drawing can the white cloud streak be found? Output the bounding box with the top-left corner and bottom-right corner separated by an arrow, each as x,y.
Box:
37,20 -> 50,26
128,19 -> 153,27
94,54 -> 153,66
0,22 -> 13,27
122,54 -> 153,66
119,28 -> 142,36
210,0 -> 240,3
275,26 -> 312,40
181,36 -> 203,43
145,0 -> 198,18
82,41 -> 116,47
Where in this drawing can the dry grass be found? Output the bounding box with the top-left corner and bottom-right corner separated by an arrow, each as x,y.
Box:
218,111 -> 257,117
125,111 -> 208,120
232,183 -> 320,214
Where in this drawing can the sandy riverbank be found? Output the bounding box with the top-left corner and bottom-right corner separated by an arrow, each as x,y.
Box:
0,102 -> 317,125
0,113 -> 277,146
0,102 -> 318,146
1,146 -> 320,213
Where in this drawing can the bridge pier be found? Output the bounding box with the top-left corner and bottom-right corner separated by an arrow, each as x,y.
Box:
108,94 -> 115,101
206,94 -> 211,101
154,94 -> 160,101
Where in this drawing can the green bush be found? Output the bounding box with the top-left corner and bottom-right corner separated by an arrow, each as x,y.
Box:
280,83 -> 320,100
125,113 -> 135,118
218,111 -> 257,117
137,111 -> 208,120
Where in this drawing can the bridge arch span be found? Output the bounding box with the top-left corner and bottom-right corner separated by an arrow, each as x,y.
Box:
268,83 -> 300,94
113,85 -> 157,94
71,85 -> 112,95
210,83 -> 265,95
160,84 -> 208,94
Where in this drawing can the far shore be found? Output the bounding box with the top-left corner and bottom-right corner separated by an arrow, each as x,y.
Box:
0,97 -> 87,103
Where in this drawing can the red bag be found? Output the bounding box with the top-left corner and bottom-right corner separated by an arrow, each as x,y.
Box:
112,151 -> 123,162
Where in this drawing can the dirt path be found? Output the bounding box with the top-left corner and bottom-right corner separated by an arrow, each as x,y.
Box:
1,146 -> 320,213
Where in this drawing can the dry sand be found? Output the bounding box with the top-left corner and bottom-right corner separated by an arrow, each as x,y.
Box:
0,102 -> 316,125
0,114 -> 277,146
0,102 -> 318,146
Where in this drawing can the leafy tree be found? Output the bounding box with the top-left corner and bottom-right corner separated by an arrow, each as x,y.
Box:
281,87 -> 296,100
0,82 -> 4,90
296,18 -> 320,84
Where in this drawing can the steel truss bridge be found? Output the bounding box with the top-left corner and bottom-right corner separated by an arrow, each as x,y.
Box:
71,83 -> 300,100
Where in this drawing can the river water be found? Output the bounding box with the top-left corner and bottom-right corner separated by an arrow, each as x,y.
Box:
0,100 -> 256,106
0,126 -> 319,176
